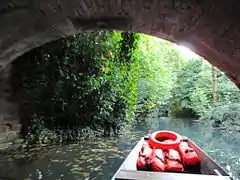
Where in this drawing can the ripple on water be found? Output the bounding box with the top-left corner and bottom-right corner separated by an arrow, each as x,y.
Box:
0,117 -> 239,180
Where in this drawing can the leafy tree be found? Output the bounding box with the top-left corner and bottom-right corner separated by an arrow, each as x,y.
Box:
11,31 -> 140,144
169,58 -> 210,116
10,29 -> 240,145
135,35 -> 183,114
170,53 -> 240,132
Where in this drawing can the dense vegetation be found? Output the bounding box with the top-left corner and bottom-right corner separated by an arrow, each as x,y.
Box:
11,31 -> 140,144
10,31 -> 240,145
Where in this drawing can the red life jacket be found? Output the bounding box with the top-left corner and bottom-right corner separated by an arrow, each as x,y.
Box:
149,149 -> 165,172
137,143 -> 152,170
179,141 -> 200,166
165,149 -> 184,172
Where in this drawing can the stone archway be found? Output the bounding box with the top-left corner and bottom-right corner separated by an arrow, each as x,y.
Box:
0,0 -> 240,86
0,0 -> 240,149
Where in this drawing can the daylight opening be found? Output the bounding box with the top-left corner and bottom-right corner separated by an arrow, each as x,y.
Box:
1,31 -> 239,180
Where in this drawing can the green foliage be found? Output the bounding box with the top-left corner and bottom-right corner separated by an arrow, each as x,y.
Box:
135,35 -> 183,114
169,54 -> 240,128
11,31 -> 140,144
11,29 -> 240,145
199,72 -> 240,130
201,102 -> 240,132
170,59 -> 212,117
217,74 -> 240,103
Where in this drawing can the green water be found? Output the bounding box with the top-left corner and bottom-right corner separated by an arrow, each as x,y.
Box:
0,114 -> 239,180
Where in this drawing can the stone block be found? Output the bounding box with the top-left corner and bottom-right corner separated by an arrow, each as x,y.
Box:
0,142 -> 13,151
0,125 -> 9,133
5,131 -> 19,142
2,118 -> 19,125
14,138 -> 24,144
0,135 -> 7,143
11,124 -> 22,132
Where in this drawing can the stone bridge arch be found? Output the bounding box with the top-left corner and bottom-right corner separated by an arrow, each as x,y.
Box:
0,0 -> 240,86
0,0 -> 240,149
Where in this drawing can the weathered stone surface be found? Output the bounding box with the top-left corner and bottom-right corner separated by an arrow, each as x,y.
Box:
0,65 -> 19,128
13,138 -> 24,144
0,0 -> 239,87
0,64 -> 20,150
0,131 -> 23,151
0,142 -> 13,151
0,0 -> 240,148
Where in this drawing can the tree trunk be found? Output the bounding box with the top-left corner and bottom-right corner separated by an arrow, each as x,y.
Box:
212,66 -> 217,105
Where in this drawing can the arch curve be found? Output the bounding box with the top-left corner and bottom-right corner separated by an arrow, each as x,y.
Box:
0,0 -> 240,86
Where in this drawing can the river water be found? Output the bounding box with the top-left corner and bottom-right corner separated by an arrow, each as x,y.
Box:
0,112 -> 240,180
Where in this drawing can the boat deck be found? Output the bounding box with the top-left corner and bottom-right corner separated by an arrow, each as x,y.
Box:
115,170 -> 231,180
112,137 -> 231,180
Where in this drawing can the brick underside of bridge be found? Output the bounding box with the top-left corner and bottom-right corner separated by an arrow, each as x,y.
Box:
0,0 -> 240,149
0,65 -> 22,150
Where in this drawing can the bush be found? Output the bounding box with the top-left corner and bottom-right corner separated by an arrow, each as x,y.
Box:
200,102 -> 240,131
11,31 -> 140,144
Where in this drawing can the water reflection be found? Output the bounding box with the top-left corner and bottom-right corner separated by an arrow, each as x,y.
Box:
0,113 -> 239,180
